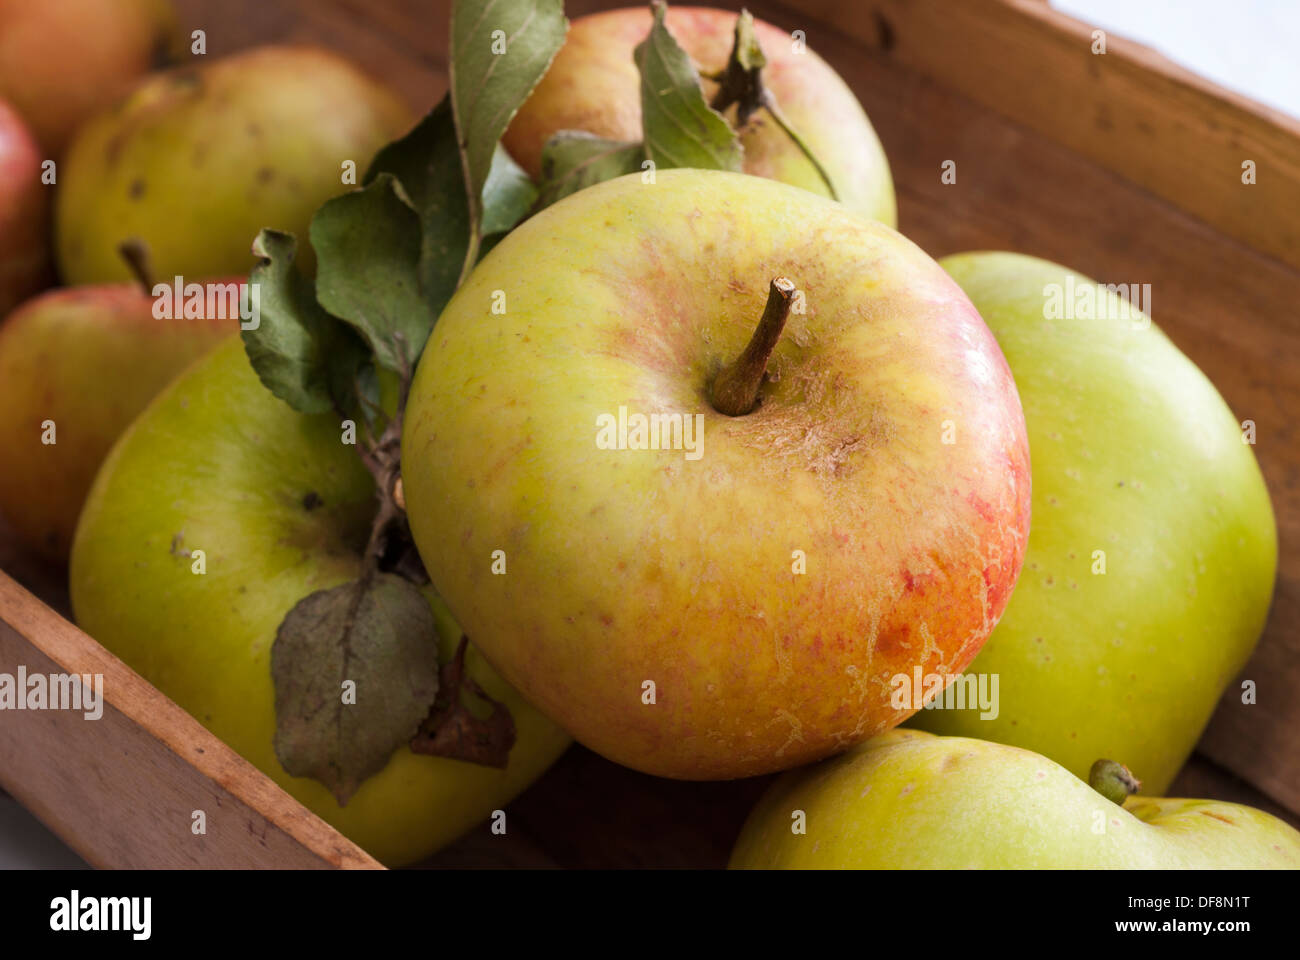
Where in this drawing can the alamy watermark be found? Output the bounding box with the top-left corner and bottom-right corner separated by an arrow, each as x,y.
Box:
1043,275 -> 1151,327
152,277 -> 261,330
50,891 -> 150,940
891,666 -> 999,720
596,406 -> 703,461
0,668 -> 103,720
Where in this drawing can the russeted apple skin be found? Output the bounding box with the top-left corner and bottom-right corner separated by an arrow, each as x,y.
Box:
503,5 -> 897,228
402,170 -> 1031,780
0,0 -> 179,157
0,283 -> 235,562
0,97 -> 52,318
55,45 -> 413,285
912,253 -> 1278,794
69,337 -> 572,866
730,730 -> 1300,868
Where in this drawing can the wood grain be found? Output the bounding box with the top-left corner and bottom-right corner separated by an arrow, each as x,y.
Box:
772,0 -> 1300,272
0,572 -> 380,869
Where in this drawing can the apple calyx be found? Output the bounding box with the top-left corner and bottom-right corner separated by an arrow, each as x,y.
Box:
706,9 -> 840,201
117,238 -> 157,295
711,276 -> 796,416
1089,759 -> 1142,805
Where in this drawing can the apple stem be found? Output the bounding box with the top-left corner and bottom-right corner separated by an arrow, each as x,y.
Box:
711,277 -> 796,417
353,344 -> 423,580
117,238 -> 157,295
1089,759 -> 1142,805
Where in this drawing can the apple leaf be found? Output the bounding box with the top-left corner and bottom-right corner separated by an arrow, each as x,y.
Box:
271,574 -> 442,806
364,98 -> 467,321
635,0 -> 742,173
411,636 -> 517,768
481,146 -> 538,236
243,229 -> 364,416
450,0 -> 567,281
310,173 -> 429,375
535,131 -> 646,211
364,97 -> 538,321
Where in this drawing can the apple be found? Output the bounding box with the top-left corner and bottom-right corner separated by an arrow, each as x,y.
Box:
909,252 -> 1277,793
730,729 -> 1300,868
503,5 -> 896,226
0,0 -> 181,156
55,45 -> 412,285
0,277 -> 239,562
0,96 -> 52,317
401,169 -> 1030,780
69,336 -> 571,866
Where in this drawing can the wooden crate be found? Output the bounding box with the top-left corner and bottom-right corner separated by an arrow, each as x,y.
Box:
2,0 -> 1297,868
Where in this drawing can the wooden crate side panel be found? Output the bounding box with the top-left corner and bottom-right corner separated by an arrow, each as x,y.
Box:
772,0 -> 1300,272
0,574 -> 379,869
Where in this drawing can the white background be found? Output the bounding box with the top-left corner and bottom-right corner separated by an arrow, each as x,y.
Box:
1053,0 -> 1300,118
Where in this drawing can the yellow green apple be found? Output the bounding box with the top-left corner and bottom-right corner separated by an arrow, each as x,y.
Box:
70,336 -> 571,865
0,0 -> 180,156
56,45 -> 412,284
503,5 -> 896,226
401,170 -> 1030,780
730,729 -> 1300,868
0,96 -> 52,317
909,252 -> 1277,793
0,280 -> 236,561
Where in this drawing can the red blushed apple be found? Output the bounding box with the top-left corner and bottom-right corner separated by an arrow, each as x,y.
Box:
402,170 -> 1029,780
0,0 -> 180,157
0,97 -> 52,318
0,280 -> 241,561
503,5 -> 897,226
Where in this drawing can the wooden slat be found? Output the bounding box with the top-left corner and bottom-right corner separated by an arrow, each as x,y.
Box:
0,572 -> 380,869
770,0 -> 1300,271
171,0 -> 443,112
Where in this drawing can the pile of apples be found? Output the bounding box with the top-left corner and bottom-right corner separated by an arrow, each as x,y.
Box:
1,0 -> 1295,869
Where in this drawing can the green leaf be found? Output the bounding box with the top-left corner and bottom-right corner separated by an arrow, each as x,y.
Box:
271,574 -> 442,806
481,146 -> 538,236
634,0 -> 742,172
450,0 -> 567,280
242,229 -> 341,415
536,131 -> 645,210
365,99 -> 467,321
364,97 -> 538,313
310,174 -> 429,375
